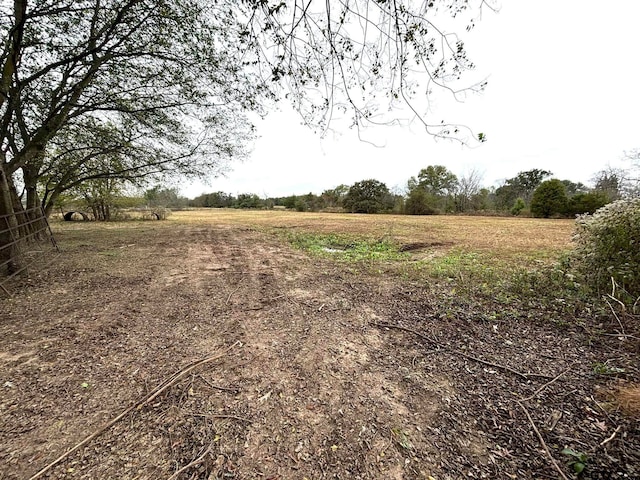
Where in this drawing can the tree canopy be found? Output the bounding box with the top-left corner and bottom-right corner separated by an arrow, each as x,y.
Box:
530,179 -> 568,218
495,169 -> 552,210
343,179 -> 393,213
406,164 -> 458,213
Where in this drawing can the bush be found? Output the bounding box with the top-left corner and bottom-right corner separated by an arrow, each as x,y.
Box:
566,191 -> 609,216
571,198 -> 640,305
294,198 -> 308,212
510,198 -> 525,216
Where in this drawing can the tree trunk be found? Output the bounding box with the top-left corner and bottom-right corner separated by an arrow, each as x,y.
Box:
43,195 -> 57,218
22,164 -> 47,239
42,186 -> 63,219
0,167 -> 20,274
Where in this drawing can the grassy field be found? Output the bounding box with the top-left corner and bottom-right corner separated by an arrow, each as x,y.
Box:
48,208 -> 580,309
167,208 -> 576,264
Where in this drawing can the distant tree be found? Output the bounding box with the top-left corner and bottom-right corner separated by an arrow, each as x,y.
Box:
343,180 -> 393,214
494,182 -> 517,211
190,191 -> 234,208
234,194 -> 264,209
321,185 -> 349,209
561,180 -> 589,196
144,186 -> 188,209
292,193 -> 321,212
472,187 -> 495,211
388,186 -> 406,214
495,169 -> 552,210
307,193 -> 323,211
294,198 -> 309,212
405,189 -> 439,215
416,166 -> 459,196
408,165 -> 458,213
566,191 -> 609,216
455,168 -> 484,212
280,195 -> 298,210
530,179 -> 568,218
591,164 -> 640,200
515,169 -> 553,196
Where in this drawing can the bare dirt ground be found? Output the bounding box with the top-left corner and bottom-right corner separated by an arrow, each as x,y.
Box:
1,221 -> 638,479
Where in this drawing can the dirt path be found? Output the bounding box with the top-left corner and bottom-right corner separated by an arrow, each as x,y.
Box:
1,224 -> 638,479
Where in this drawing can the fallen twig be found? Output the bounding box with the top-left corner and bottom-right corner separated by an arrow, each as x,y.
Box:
166,446 -> 212,480
225,284 -> 243,305
191,413 -> 252,423
517,400 -> 570,480
605,296 -> 627,337
27,341 -> 242,480
196,374 -> 239,393
600,425 -> 622,447
590,395 -> 617,426
521,368 -> 572,402
372,322 -> 551,380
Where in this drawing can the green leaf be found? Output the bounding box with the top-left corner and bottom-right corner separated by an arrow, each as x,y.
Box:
573,462 -> 585,474
561,448 -> 579,458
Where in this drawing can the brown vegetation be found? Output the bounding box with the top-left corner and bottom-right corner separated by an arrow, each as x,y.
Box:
616,386 -> 640,418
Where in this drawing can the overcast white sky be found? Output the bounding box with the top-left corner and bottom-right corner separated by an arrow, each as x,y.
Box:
182,1 -> 640,199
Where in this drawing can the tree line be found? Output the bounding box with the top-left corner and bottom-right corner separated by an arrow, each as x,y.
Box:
186,162 -> 639,218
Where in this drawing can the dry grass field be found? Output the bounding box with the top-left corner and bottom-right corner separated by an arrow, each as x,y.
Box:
171,209 -> 575,261
1,209 -> 637,480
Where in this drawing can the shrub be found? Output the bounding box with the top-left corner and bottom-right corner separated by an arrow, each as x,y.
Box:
566,191 -> 610,216
510,198 -> 525,216
294,198 -> 309,212
571,198 -> 640,305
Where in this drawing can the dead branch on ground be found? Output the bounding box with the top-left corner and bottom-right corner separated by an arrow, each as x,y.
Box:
600,425 -> 623,446
517,400 -> 571,480
371,322 -> 551,380
27,341 -> 242,480
166,446 -> 213,480
521,368 -> 572,402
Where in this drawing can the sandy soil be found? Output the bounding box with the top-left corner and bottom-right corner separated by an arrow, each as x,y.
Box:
1,223 -> 638,479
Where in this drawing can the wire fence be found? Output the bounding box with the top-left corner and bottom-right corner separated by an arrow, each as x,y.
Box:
0,207 -> 60,295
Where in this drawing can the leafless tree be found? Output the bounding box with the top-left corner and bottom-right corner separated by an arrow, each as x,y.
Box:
455,167 -> 484,212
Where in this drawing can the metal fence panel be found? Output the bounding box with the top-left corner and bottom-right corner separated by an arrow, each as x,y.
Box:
0,207 -> 60,295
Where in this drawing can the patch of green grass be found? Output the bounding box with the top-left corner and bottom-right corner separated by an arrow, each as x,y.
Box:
397,247 -> 595,317
285,230 -> 590,312
593,362 -> 626,375
284,232 -> 408,262
422,250 -> 495,281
